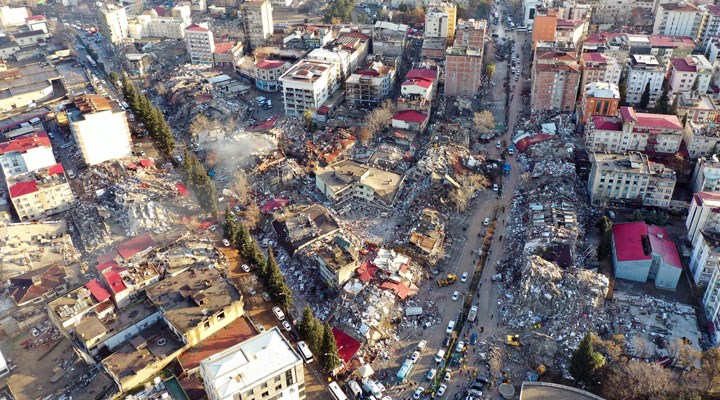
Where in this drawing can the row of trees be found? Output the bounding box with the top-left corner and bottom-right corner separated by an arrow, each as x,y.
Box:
181,147 -> 220,218
298,305 -> 342,373
224,212 -> 293,310
570,333 -> 720,399
120,75 -> 175,155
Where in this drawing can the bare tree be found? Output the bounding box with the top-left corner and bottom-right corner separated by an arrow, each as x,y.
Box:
361,100 -> 394,144
631,335 -> 651,359
603,360 -> 678,400
205,151 -> 219,168
189,114 -> 211,141
231,170 -> 250,205
240,203 -> 261,229
591,333 -> 625,364
668,338 -> 701,369
473,110 -> 495,134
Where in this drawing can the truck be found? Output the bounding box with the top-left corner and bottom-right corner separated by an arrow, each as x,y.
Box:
467,305 -> 478,322
437,274 -> 457,287
86,55 -> 97,68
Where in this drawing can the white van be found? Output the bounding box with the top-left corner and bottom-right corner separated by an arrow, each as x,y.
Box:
417,340 -> 427,351
272,306 -> 285,321
434,349 -> 446,363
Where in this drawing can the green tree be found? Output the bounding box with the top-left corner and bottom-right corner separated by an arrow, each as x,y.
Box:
223,207 -> 239,245
570,334 -> 605,385
319,322 -> 341,373
638,82 -> 651,110
277,283 -> 293,312
108,71 -> 118,87
692,76 -> 700,92
618,79 -> 628,106
596,216 -> 613,261
670,95 -> 680,115
298,305 -> 315,340
485,63 -> 496,78
654,87 -> 670,114
236,224 -> 253,258
302,109 -> 313,131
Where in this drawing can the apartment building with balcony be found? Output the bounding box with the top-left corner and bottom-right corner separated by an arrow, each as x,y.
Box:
676,92 -> 719,124
588,152 -> 677,208
686,192 -> 720,282
254,59 -> 289,92
0,131 -> 55,178
399,68 -> 437,112
700,4 -> 720,49
240,0 -> 273,49
315,160 -> 406,210
668,55 -> 712,95
702,256 -> 720,344
185,23 -> 215,64
683,121 -> 720,158
280,60 -> 337,117
424,2 -> 456,41
692,156 -> 720,193
345,60 -> 396,109
530,46 -> 580,112
579,52 -> 622,90
653,2 -> 704,41
586,106 -> 683,154
97,3 -> 128,44
625,54 -> 666,107
8,163 -> 75,221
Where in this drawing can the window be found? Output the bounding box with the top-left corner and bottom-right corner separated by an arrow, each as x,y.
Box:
262,392 -> 269,398
261,383 -> 268,389
217,311 -> 225,321
203,320 -> 210,328
285,370 -> 294,385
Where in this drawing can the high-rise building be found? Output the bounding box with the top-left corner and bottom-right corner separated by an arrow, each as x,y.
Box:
424,2 -> 456,41
8,164 -> 75,222
443,19 -> 485,98
240,0 -> 273,49
280,60 -> 337,117
530,46 -> 580,112
653,2 -> 704,41
97,3 -> 128,44
625,54 -> 665,107
200,327 -> 305,400
185,23 -> 215,64
68,95 -> 132,165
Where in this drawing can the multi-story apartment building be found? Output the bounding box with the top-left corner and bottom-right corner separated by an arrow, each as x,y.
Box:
700,4 -> 720,49
200,328 -> 305,400
0,131 -> 55,178
649,35 -> 695,65
588,151 -> 676,208
454,18 -> 486,48
333,32 -> 370,72
213,41 -> 244,68
686,191 -> 720,243
8,163 -> 75,221
425,8 -> 450,39
315,160 -> 406,209
653,2 -> 704,41
345,60 -> 396,108
444,46 -> 484,98
372,21 -> 408,56
240,0 -> 273,49
311,236 -> 358,289
399,68 -> 437,112
97,3 -> 128,44
280,60 -> 337,117
702,260 -> 720,344
577,82 -> 620,124
668,55 -> 712,95
185,23 -> 215,64
254,59 -> 289,92
128,5 -> 191,40
530,47 -> 580,112
555,18 -> 587,48
683,121 -> 720,158
586,106 -> 683,154
625,54 -> 665,107
579,52 -> 622,90
692,156 -> 720,193
68,95 -> 132,166
676,92 -> 719,123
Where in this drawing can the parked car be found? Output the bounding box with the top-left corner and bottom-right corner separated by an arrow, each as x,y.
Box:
410,351 -> 420,362
426,369 -> 437,380
262,292 -> 271,301
282,320 -> 292,331
272,307 -> 285,321
456,341 -> 465,352
446,321 -> 455,333
436,384 -> 447,397
461,272 -> 468,282
452,291 -> 460,301
483,217 -> 490,226
444,370 -> 452,382
241,264 -> 251,273
222,239 -> 230,247
413,387 -> 425,399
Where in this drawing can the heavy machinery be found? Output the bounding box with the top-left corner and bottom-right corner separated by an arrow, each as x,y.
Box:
506,335 -> 522,347
437,274 -> 458,287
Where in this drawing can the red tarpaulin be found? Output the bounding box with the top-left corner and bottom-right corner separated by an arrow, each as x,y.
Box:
332,327 -> 361,364
514,133 -> 555,152
261,197 -> 289,214
176,183 -> 189,196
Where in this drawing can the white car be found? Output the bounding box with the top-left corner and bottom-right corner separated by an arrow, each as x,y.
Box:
272,307 -> 285,321
222,239 -> 230,247
461,272 -> 468,282
493,184 -> 499,192
417,340 -> 427,351
241,264 -> 251,273
282,320 -> 292,331
434,349 -> 446,363
456,341 -> 465,352
426,368 -> 437,380
436,384 -> 447,397
452,291 -> 460,301
483,218 -> 490,226
496,141 -> 501,149
444,371 -> 452,382
413,387 -> 425,400
446,320 -> 455,333
508,148 -> 514,155
410,351 -> 420,362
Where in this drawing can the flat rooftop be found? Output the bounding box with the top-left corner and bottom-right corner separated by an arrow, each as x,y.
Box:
75,299 -> 160,347
200,327 -> 302,398
0,64 -> 60,92
146,267 -> 241,334
0,221 -> 76,280
178,317 -> 257,372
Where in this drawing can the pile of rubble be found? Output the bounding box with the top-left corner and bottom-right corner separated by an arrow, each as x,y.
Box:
71,202 -> 111,253
498,256 -> 610,367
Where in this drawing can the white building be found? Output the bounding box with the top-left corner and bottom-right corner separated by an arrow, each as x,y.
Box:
692,156 -> 720,193
585,106 -> 684,154
702,258 -> 720,344
185,23 -> 215,65
668,55 -> 712,95
136,5 -> 192,40
240,0 -> 274,49
687,191 -> 720,243
306,48 -> 352,83
97,3 -> 128,45
200,327 -> 305,400
625,54 -> 666,107
690,230 -> 720,285
700,4 -> 720,49
0,6 -> 29,29
254,60 -> 289,92
8,163 -> 75,222
683,121 -> 720,159
68,95 -> 132,166
0,131 -> 56,178
653,2 -> 704,40
280,60 -> 337,117
425,8 -> 450,39
588,152 -> 677,209
345,61 -> 396,109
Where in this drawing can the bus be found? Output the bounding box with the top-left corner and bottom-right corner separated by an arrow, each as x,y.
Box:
296,341 -> 314,364
396,359 -> 415,382
328,382 -> 348,400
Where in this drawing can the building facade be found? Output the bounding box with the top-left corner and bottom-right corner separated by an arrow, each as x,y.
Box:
683,121 -> 720,159
280,60 -> 337,117
444,46 -> 484,98
97,3 -> 128,44
578,82 -> 620,124
668,55 -> 712,95
692,157 -> 720,193
255,59 -> 289,92
625,54 -> 665,107
530,48 -> 580,112
588,152 -> 676,208
8,164 -> 75,221
345,61 -> 396,108
653,2 -> 704,40
0,131 -> 55,178
585,106 -> 683,154
185,23 -> 215,65
240,0 -> 273,49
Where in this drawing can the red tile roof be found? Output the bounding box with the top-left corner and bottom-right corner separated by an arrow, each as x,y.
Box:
380,281 -> 410,299
612,222 -> 681,268
84,279 -> 111,302
48,163 -> 64,175
256,59 -> 286,69
402,79 -> 432,88
695,191 -> 720,206
178,317 -> 256,372
406,68 -> 436,82
332,327 -> 361,364
556,19 -> 583,29
393,110 -> 428,124
634,113 -> 682,130
659,2 -> 699,11
95,261 -> 119,272
592,116 -> 622,131
671,57 -> 697,72
584,34 -> 605,44
152,6 -> 167,16
116,233 -> 156,260
649,35 -> 695,48
357,260 -> 377,282
0,131 -> 50,154
582,52 -> 606,64
26,15 -> 45,21
9,180 -> 38,198
185,23 -> 209,32
103,269 -> 127,294
213,41 -> 235,54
